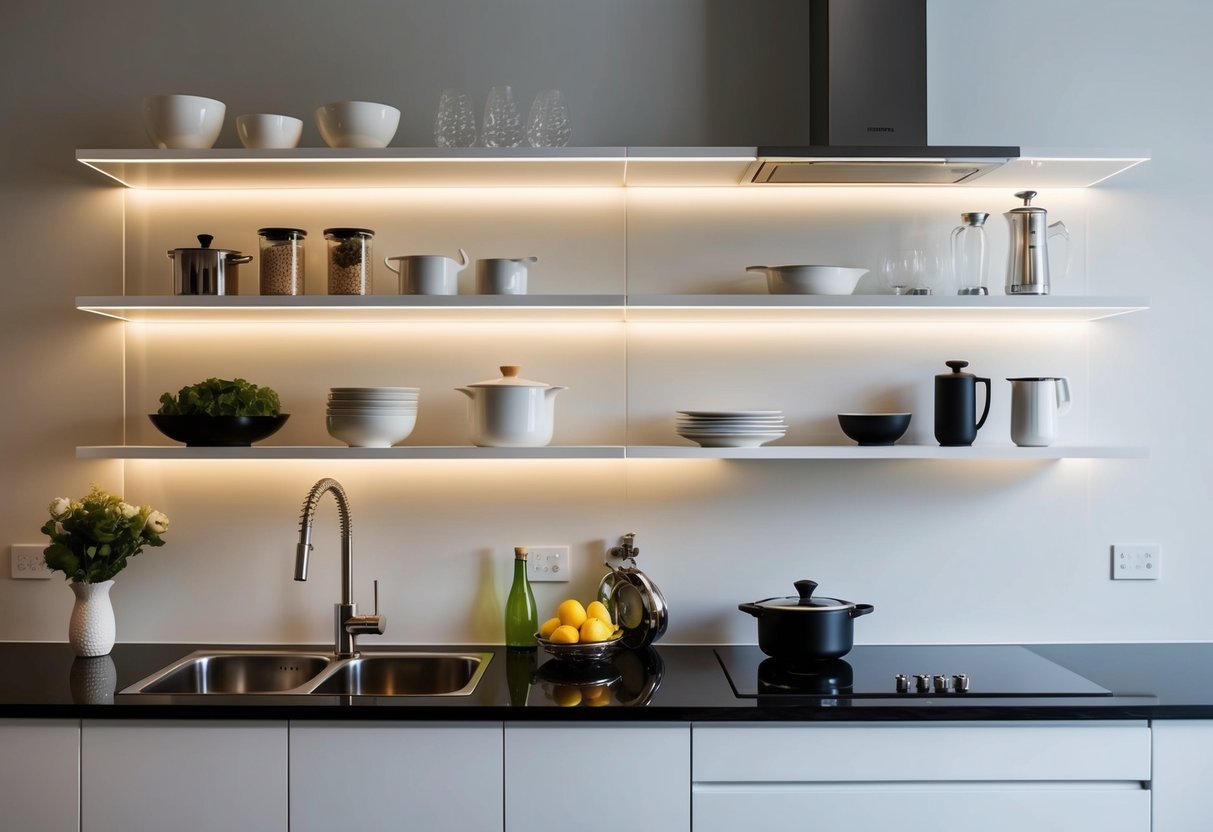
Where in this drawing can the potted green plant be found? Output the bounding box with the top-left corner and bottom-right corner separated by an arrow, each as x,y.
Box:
42,485 -> 169,656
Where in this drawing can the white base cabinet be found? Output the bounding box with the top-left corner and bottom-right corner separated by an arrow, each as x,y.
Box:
0,719 -> 81,831
1150,720 -> 1213,831
289,721 -> 504,832
80,719 -> 287,832
692,722 -> 1151,832
505,723 -> 691,832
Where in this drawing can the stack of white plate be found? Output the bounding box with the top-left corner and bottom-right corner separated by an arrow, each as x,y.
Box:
676,410 -> 787,448
326,387 -> 419,448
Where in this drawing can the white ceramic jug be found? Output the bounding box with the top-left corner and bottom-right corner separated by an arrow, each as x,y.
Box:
1007,376 -> 1071,447
385,248 -> 469,295
476,257 -> 537,295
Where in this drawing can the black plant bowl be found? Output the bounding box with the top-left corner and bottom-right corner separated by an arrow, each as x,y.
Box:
837,413 -> 911,446
149,414 -> 290,447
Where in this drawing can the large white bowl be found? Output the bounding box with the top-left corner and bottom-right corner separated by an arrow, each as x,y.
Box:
315,101 -> 400,148
746,265 -> 868,295
327,410 -> 417,448
143,94 -> 226,149
236,113 -> 303,149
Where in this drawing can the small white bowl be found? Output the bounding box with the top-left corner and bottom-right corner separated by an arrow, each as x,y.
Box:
746,265 -> 869,295
327,410 -> 417,448
143,94 -> 226,149
315,101 -> 400,148
236,114 -> 303,149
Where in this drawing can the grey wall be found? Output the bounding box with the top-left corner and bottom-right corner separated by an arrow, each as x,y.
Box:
0,0 -> 1206,647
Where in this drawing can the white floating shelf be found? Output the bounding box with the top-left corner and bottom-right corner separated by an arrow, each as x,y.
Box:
77,444 -> 1144,461
627,445 -> 1147,460
76,294 -> 1148,324
75,295 -> 627,323
76,147 -> 1147,190
76,445 -> 627,460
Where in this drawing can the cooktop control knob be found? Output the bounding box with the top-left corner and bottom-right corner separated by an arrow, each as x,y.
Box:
895,674 -> 909,693
914,674 -> 931,693
953,674 -> 970,692
933,674 -> 951,693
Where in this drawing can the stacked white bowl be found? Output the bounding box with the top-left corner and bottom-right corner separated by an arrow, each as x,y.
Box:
326,387 -> 419,448
676,410 -> 787,448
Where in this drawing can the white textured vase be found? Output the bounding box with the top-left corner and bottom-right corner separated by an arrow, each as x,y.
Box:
69,580 -> 116,657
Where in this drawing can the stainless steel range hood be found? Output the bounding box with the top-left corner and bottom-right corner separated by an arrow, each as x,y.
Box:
751,0 -> 1019,184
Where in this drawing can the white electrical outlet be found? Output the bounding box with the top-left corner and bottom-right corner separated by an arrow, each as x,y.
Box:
1111,544 -> 1161,580
11,544 -> 51,580
527,546 -> 570,583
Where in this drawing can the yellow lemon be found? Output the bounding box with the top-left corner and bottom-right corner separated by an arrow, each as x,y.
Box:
551,685 -> 582,707
579,616 -> 613,644
549,624 -> 580,644
581,684 -> 611,706
539,617 -> 561,639
586,600 -> 613,628
557,599 -> 587,629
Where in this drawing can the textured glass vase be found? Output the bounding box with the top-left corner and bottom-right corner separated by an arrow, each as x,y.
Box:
482,85 -> 523,148
69,580 -> 116,657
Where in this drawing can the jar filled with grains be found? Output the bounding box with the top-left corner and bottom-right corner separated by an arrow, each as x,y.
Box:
257,227 -> 307,295
323,227 -> 374,295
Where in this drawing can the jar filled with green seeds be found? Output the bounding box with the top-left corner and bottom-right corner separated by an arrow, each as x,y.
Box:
323,227 -> 374,295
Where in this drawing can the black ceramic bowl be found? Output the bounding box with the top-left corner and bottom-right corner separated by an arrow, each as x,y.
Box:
149,414 -> 289,447
837,413 -> 911,446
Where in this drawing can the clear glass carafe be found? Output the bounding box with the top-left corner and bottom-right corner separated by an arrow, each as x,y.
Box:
950,212 -> 990,295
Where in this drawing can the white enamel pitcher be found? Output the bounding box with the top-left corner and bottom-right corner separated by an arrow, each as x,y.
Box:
1007,376 -> 1071,447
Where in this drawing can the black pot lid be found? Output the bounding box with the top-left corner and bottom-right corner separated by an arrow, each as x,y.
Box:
751,579 -> 856,612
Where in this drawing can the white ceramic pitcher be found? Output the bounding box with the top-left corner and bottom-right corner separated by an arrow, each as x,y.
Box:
385,248 -> 469,295
1007,377 -> 1071,447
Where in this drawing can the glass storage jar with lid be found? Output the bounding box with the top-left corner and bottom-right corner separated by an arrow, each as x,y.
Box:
257,227 -> 306,295
323,227 -> 374,295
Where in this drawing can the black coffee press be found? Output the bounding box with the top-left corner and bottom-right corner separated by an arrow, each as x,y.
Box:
934,360 -> 991,446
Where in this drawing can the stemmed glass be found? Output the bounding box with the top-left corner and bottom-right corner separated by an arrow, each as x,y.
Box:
881,249 -> 926,296
526,89 -> 571,148
482,85 -> 523,148
433,89 -> 478,148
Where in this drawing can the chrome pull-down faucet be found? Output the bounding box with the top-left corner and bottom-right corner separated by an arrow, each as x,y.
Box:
295,478 -> 386,658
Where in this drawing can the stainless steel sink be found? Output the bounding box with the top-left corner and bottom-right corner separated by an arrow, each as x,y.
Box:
308,653 -> 489,696
122,649 -> 492,697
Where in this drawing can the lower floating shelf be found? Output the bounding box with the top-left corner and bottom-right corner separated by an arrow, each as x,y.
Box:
77,444 -> 1146,461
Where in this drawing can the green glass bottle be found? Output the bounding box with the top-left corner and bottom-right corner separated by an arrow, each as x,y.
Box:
505,547 -> 538,647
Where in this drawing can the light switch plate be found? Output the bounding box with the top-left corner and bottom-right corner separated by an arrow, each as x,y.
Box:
11,544 -> 51,579
1111,544 -> 1160,580
526,546 -> 570,583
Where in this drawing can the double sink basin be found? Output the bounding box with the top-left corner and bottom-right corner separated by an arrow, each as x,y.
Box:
122,649 -> 493,697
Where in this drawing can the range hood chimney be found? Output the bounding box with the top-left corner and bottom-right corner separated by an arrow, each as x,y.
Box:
750,0 -> 1018,185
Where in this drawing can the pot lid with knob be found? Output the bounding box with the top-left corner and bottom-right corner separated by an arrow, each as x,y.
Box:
744,579 -> 860,612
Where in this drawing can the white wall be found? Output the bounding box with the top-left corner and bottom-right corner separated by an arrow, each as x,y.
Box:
0,0 -> 1205,647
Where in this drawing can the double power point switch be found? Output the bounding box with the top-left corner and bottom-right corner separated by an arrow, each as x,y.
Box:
1111,544 -> 1161,580
10,544 -> 51,579
526,546 -> 570,583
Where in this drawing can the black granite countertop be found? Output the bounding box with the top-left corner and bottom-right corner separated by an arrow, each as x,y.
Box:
1,641 -> 1209,721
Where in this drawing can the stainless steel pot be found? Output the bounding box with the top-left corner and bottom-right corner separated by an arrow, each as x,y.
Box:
168,234 -> 253,295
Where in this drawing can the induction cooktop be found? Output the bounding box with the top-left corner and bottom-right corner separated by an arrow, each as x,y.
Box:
717,645 -> 1112,699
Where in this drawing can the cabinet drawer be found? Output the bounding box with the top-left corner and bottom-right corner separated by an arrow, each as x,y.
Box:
692,721 -> 1150,782
693,785 -> 1150,832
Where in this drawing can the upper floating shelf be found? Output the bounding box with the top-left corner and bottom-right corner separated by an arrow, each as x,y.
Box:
76,147 -> 1149,189
75,295 -> 1149,324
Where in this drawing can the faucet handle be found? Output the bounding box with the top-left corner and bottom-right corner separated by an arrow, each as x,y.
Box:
372,579 -> 379,616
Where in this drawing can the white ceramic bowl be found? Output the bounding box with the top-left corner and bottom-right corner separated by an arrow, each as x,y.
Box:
746,265 -> 868,295
326,410 -> 417,448
325,403 -> 418,413
235,113 -> 303,149
143,94 -> 226,149
315,101 -> 400,148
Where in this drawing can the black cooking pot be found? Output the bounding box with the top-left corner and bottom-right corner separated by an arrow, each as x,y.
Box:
739,579 -> 874,660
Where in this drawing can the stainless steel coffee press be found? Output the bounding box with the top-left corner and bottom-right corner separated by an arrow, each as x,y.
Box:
1004,190 -> 1069,295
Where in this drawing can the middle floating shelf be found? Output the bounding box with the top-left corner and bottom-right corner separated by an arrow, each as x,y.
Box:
77,445 -> 1147,461
76,295 -> 1150,324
